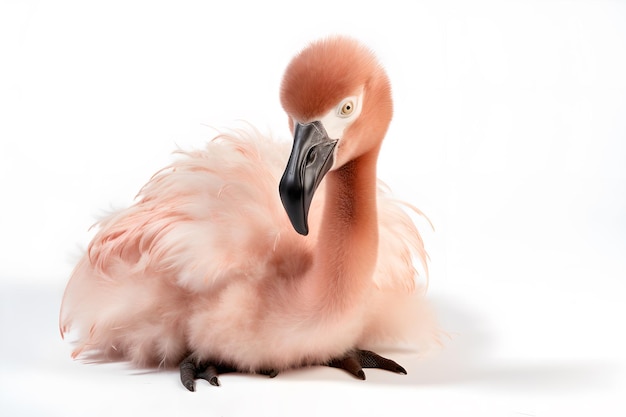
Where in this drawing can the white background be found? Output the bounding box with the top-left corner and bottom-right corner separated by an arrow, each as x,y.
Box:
1,0 -> 625,416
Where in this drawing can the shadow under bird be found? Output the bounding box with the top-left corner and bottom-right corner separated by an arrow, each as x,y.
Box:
60,36 -> 440,391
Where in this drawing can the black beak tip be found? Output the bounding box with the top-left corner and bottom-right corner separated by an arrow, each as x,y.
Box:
279,183 -> 310,236
294,223 -> 309,236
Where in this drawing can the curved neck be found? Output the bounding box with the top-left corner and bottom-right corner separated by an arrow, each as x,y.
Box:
307,147 -> 380,313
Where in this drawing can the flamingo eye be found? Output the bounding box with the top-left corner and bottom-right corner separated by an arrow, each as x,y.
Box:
339,100 -> 355,117
319,92 -> 363,139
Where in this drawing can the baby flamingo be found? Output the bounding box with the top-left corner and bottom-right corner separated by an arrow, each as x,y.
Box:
60,36 -> 438,391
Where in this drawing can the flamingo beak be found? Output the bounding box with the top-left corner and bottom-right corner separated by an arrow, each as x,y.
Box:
279,121 -> 337,235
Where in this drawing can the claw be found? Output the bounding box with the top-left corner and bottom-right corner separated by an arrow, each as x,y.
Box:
327,349 -> 406,380
180,355 -> 200,392
357,349 -> 407,374
180,355 -> 198,392
197,364 -> 220,387
180,355 -> 235,392
328,355 -> 366,380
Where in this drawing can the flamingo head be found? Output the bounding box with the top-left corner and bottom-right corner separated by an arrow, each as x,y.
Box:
279,36 -> 393,235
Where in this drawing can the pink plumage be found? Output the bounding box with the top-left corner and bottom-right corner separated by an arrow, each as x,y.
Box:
60,36 -> 439,389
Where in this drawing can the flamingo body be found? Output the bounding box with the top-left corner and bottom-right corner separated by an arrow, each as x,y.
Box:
60,37 -> 439,378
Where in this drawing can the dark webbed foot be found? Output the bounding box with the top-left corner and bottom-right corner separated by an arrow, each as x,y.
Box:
179,355 -> 279,391
327,349 -> 407,380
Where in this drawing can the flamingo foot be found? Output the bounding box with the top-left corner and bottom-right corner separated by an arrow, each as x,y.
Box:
180,349 -> 404,390
179,355 -> 279,391
327,349 -> 407,380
